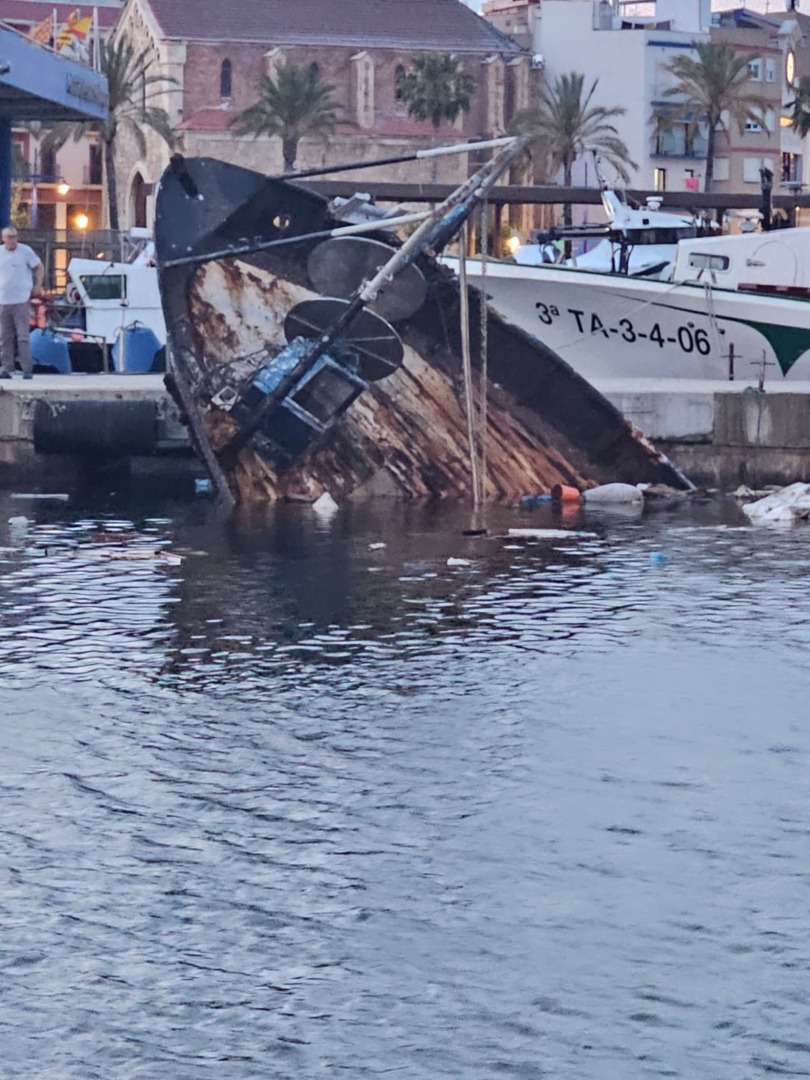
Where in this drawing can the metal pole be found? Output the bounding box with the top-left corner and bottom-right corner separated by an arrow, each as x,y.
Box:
31,146 -> 39,229
0,117 -> 11,228
459,221 -> 481,508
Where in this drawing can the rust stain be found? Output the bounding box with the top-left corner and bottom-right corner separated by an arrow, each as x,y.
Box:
172,246 -> 687,505
215,338 -> 593,505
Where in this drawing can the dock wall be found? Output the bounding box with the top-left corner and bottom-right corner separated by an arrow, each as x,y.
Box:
0,374 -> 191,487
598,379 -> 810,489
1,375 -> 809,494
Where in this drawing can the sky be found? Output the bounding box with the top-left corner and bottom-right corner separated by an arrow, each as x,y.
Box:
461,0 -> 796,13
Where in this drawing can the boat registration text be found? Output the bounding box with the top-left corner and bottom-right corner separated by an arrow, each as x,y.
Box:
535,301 -> 714,355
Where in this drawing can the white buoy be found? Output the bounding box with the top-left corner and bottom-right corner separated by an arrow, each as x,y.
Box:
312,492 -> 339,516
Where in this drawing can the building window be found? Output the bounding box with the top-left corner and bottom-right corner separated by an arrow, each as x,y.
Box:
394,63 -> 405,107
745,117 -> 762,132
743,156 -> 773,182
655,120 -> 707,159
713,157 -> 730,181
11,138 -> 25,180
220,58 -> 232,100
131,172 -> 147,228
39,145 -> 56,180
653,167 -> 667,191
748,58 -> 762,81
765,57 -> 776,83
782,151 -> 802,183
88,143 -> 102,185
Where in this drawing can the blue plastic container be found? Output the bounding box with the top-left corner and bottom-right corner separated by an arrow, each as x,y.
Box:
30,329 -> 71,374
112,324 -> 162,373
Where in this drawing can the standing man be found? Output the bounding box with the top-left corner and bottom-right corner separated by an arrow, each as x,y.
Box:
0,226 -> 43,380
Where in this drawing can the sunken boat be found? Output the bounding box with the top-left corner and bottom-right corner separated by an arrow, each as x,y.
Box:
154,141 -> 692,509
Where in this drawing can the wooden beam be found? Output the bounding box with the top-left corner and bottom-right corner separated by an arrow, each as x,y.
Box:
301,179 -> 810,212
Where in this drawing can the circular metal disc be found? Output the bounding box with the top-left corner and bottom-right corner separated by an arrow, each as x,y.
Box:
307,237 -> 427,323
284,297 -> 404,382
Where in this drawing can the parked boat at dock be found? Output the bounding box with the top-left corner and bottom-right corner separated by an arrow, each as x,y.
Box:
452,222 -> 810,384
32,231 -> 167,375
152,141 -> 691,509
514,181 -> 704,279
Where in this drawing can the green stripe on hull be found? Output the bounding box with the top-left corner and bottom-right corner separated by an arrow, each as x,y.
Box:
654,295 -> 810,376
733,319 -> 810,376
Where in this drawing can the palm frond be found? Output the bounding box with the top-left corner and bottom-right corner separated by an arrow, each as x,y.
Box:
395,52 -> 475,132
230,63 -> 343,169
512,72 -> 637,184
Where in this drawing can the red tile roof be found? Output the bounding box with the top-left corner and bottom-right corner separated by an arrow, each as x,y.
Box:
176,107 -> 235,132
146,0 -> 522,53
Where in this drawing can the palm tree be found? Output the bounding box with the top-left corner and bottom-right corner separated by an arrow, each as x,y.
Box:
789,73 -> 810,137
395,52 -> 475,135
395,53 -> 475,181
512,72 -> 636,227
43,36 -> 175,231
231,64 -> 343,172
660,42 -> 769,193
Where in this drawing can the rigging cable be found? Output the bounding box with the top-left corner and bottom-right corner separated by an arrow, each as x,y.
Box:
478,200 -> 489,505
459,221 -> 481,507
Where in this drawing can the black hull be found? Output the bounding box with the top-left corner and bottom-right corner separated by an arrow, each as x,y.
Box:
154,156 -> 691,505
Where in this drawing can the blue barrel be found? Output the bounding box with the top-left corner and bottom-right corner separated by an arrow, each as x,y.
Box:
112,324 -> 162,373
30,329 -> 71,374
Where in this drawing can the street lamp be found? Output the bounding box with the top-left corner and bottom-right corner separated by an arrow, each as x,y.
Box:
74,210 -> 89,257
57,181 -> 70,197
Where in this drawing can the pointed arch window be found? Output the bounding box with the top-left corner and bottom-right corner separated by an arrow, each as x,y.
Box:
220,58 -> 232,100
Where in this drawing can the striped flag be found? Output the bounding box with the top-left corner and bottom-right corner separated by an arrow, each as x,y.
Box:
29,13 -> 53,45
56,9 -> 92,50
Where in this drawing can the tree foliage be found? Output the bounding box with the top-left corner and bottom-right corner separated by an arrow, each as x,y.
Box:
395,53 -> 475,134
659,42 -> 768,193
231,64 -> 343,171
43,36 -> 175,231
512,72 -> 636,226
789,73 -> 810,137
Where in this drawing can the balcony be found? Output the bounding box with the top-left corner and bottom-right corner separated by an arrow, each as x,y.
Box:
12,166 -> 62,183
651,129 -> 708,161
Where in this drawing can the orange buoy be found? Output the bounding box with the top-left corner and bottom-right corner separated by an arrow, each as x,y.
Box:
551,483 -> 581,503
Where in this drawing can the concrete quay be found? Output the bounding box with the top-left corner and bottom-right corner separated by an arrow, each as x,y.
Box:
592,377 -> 810,489
0,372 -> 192,487
0,372 -> 807,494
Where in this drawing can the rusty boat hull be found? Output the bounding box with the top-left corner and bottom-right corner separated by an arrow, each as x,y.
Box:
154,156 -> 691,505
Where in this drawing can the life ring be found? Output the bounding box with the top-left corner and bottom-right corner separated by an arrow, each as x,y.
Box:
65,283 -> 81,305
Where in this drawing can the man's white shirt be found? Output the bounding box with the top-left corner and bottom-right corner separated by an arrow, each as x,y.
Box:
0,244 -> 41,305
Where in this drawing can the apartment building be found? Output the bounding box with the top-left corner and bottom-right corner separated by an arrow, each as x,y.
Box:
0,0 -> 119,230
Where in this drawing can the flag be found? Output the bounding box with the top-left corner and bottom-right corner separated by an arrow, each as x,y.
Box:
29,13 -> 53,45
56,10 -> 93,50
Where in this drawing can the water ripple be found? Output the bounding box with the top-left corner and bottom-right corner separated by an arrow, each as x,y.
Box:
0,495 -> 809,1077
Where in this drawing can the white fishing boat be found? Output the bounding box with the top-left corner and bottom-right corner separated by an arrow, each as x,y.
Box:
451,223 -> 810,383
514,184 -> 702,279
32,229 -> 167,374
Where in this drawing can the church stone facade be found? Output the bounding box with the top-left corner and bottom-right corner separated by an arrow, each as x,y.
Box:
114,0 -> 529,228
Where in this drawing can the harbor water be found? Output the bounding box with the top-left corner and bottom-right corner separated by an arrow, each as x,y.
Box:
1,489 -> 809,1079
